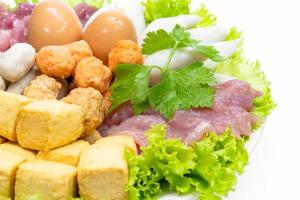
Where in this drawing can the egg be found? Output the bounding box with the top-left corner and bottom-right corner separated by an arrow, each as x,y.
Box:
27,0 -> 82,51
83,10 -> 138,64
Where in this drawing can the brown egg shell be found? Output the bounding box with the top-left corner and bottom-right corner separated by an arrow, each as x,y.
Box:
83,10 -> 138,64
28,0 -> 82,51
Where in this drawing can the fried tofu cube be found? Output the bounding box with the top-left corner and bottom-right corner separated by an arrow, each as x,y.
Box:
95,135 -> 137,154
0,91 -> 34,141
15,160 -> 77,200
0,142 -> 36,160
82,130 -> 102,144
0,149 -> 26,198
16,100 -> 84,151
0,136 -> 6,144
37,140 -> 89,166
78,145 -> 128,200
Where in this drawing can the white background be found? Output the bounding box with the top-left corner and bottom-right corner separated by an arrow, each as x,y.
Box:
2,0 -> 300,199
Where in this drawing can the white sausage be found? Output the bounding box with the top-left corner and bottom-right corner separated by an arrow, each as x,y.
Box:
147,47 -> 206,84
188,26 -> 228,44
204,39 -> 241,69
140,15 -> 200,43
6,67 -> 38,94
147,39 -> 240,84
0,76 -> 5,91
0,43 -> 36,82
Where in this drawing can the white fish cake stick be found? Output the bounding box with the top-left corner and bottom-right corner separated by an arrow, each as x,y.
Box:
204,39 -> 241,69
140,15 -> 200,43
188,26 -> 228,44
6,67 -> 37,94
146,40 -> 240,84
146,48 -> 206,84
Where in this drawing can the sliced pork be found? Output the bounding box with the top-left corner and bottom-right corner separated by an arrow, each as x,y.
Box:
100,80 -> 262,146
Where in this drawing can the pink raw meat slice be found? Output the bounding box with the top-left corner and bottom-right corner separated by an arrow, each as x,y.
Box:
105,115 -> 166,146
100,80 -> 261,146
0,29 -> 11,51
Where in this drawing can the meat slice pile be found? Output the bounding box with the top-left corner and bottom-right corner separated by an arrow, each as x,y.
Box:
100,80 -> 262,146
0,3 -> 34,52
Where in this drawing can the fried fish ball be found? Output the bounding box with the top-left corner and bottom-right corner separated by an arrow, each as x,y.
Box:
23,75 -> 62,100
36,46 -> 76,78
73,57 -> 112,93
64,40 -> 93,65
108,40 -> 143,72
62,87 -> 105,137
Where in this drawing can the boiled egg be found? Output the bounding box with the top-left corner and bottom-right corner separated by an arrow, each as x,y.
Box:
83,10 -> 138,64
27,0 -> 82,51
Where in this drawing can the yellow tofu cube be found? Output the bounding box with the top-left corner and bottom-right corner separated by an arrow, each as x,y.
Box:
16,100 -> 84,151
15,159 -> 77,200
78,145 -> 128,200
95,135 -> 137,154
0,136 -> 6,144
0,142 -> 36,160
37,140 -> 89,166
0,91 -> 34,141
0,149 -> 26,198
83,130 -> 102,144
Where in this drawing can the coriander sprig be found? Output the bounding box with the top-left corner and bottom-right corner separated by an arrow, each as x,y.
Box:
110,25 -> 223,119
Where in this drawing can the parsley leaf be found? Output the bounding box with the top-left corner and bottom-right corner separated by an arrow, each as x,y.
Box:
110,64 -> 153,114
149,63 -> 215,118
142,30 -> 175,54
143,25 -> 223,62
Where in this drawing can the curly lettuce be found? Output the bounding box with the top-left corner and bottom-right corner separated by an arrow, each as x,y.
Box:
142,0 -> 191,25
193,4 -> 217,27
126,125 -> 249,200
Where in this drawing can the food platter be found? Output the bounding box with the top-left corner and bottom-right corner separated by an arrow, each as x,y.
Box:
0,0 -> 275,200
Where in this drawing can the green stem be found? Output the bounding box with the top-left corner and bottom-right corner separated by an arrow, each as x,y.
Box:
163,42 -> 179,72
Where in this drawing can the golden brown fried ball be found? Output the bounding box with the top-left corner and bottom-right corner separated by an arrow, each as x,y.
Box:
36,41 -> 93,79
108,40 -> 144,72
64,40 -> 93,65
36,46 -> 76,78
62,87 -> 105,137
73,57 -> 112,93
23,74 -> 62,100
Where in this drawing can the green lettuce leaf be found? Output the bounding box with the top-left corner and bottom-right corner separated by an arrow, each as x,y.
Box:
192,130 -> 248,200
225,27 -> 242,41
142,0 -> 191,25
193,4 -> 217,27
126,125 -> 249,200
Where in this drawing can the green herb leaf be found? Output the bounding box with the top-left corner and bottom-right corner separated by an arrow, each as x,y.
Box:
110,64 -> 153,114
149,63 -> 215,119
142,30 -> 175,54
